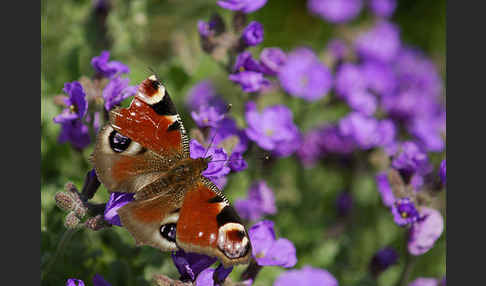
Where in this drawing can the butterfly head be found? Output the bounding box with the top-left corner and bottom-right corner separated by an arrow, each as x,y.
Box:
194,156 -> 213,174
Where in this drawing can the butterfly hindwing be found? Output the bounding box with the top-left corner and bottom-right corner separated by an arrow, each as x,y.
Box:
117,190 -> 182,252
176,177 -> 251,267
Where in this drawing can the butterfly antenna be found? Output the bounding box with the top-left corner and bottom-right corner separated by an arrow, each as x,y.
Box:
203,133 -> 217,159
202,104 -> 232,159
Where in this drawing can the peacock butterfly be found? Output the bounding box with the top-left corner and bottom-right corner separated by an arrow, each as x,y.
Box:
92,75 -> 251,267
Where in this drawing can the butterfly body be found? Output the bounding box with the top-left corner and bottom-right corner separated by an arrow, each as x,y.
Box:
92,75 -> 251,267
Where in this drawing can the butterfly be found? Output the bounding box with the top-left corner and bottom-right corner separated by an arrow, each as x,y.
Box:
92,75 -> 251,267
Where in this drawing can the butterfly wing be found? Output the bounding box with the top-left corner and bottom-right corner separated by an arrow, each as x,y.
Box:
92,75 -> 189,193
116,182 -> 183,252
176,177 -> 251,267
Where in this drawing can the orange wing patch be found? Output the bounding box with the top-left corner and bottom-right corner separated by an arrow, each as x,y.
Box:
111,98 -> 182,156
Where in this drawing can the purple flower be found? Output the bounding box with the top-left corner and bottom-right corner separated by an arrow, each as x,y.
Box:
375,172 -> 395,208
217,0 -> 268,13
66,275 -> 112,286
198,14 -> 225,39
338,112 -> 381,149
369,0 -> 397,18
91,50 -> 130,78
320,125 -> 356,154
297,128 -> 325,167
198,20 -> 212,37
53,81 -> 88,123
408,278 -> 440,286
172,250 -> 217,281
190,139 -> 231,184
408,207 -> 444,255
210,176 -> 228,190
102,76 -> 137,111
278,48 -> 333,101
408,110 -> 445,152
259,47 -> 287,76
361,60 -> 397,96
233,52 -> 262,73
241,21 -> 264,47
194,264 -> 233,286
370,247 -> 399,276
228,152 -> 248,172
104,192 -> 135,226
376,119 -> 397,150
66,279 -> 85,286
248,220 -> 297,267
336,192 -> 353,217
355,20 -> 400,63
191,106 -> 225,128
185,81 -> 227,112
58,120 -> 91,150
92,274 -> 111,286
235,181 -> 276,221
391,198 -> 420,227
439,159 -> 446,184
229,71 -> 270,93
274,266 -> 338,286
209,117 -> 249,154
334,63 -> 367,98
394,47 -> 443,101
391,141 -> 430,175
245,102 -> 301,157
345,90 -> 377,116
308,0 -> 363,23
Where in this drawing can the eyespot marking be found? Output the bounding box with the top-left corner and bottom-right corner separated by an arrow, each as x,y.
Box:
160,223 -> 177,242
217,223 -> 250,259
109,130 -> 131,153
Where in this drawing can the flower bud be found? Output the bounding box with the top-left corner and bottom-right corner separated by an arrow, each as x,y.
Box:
64,211 -> 80,229
55,192 -> 74,212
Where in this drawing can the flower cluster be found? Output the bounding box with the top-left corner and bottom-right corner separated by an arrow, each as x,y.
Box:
53,51 -> 137,150
235,181 -> 276,221
308,0 -> 397,23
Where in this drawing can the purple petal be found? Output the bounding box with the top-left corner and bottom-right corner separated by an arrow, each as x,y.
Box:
369,0 -> 397,18
408,207 -> 444,255
439,159 -> 446,184
92,274 -> 111,286
91,50 -> 130,78
172,250 -> 218,281
229,152 -> 248,172
408,277 -> 440,286
248,220 -> 276,259
66,279 -> 85,286
375,172 -> 395,208
104,192 -> 135,226
308,0 -> 363,23
355,20 -> 401,63
259,47 -> 287,76
217,0 -> 267,13
256,238 -> 297,267
274,266 -> 338,286
278,48 -> 333,101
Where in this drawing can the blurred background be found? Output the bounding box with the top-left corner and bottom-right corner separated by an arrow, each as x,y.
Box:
41,0 -> 445,285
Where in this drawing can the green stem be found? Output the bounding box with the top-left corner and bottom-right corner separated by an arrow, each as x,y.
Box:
396,249 -> 416,286
41,227 -> 78,281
